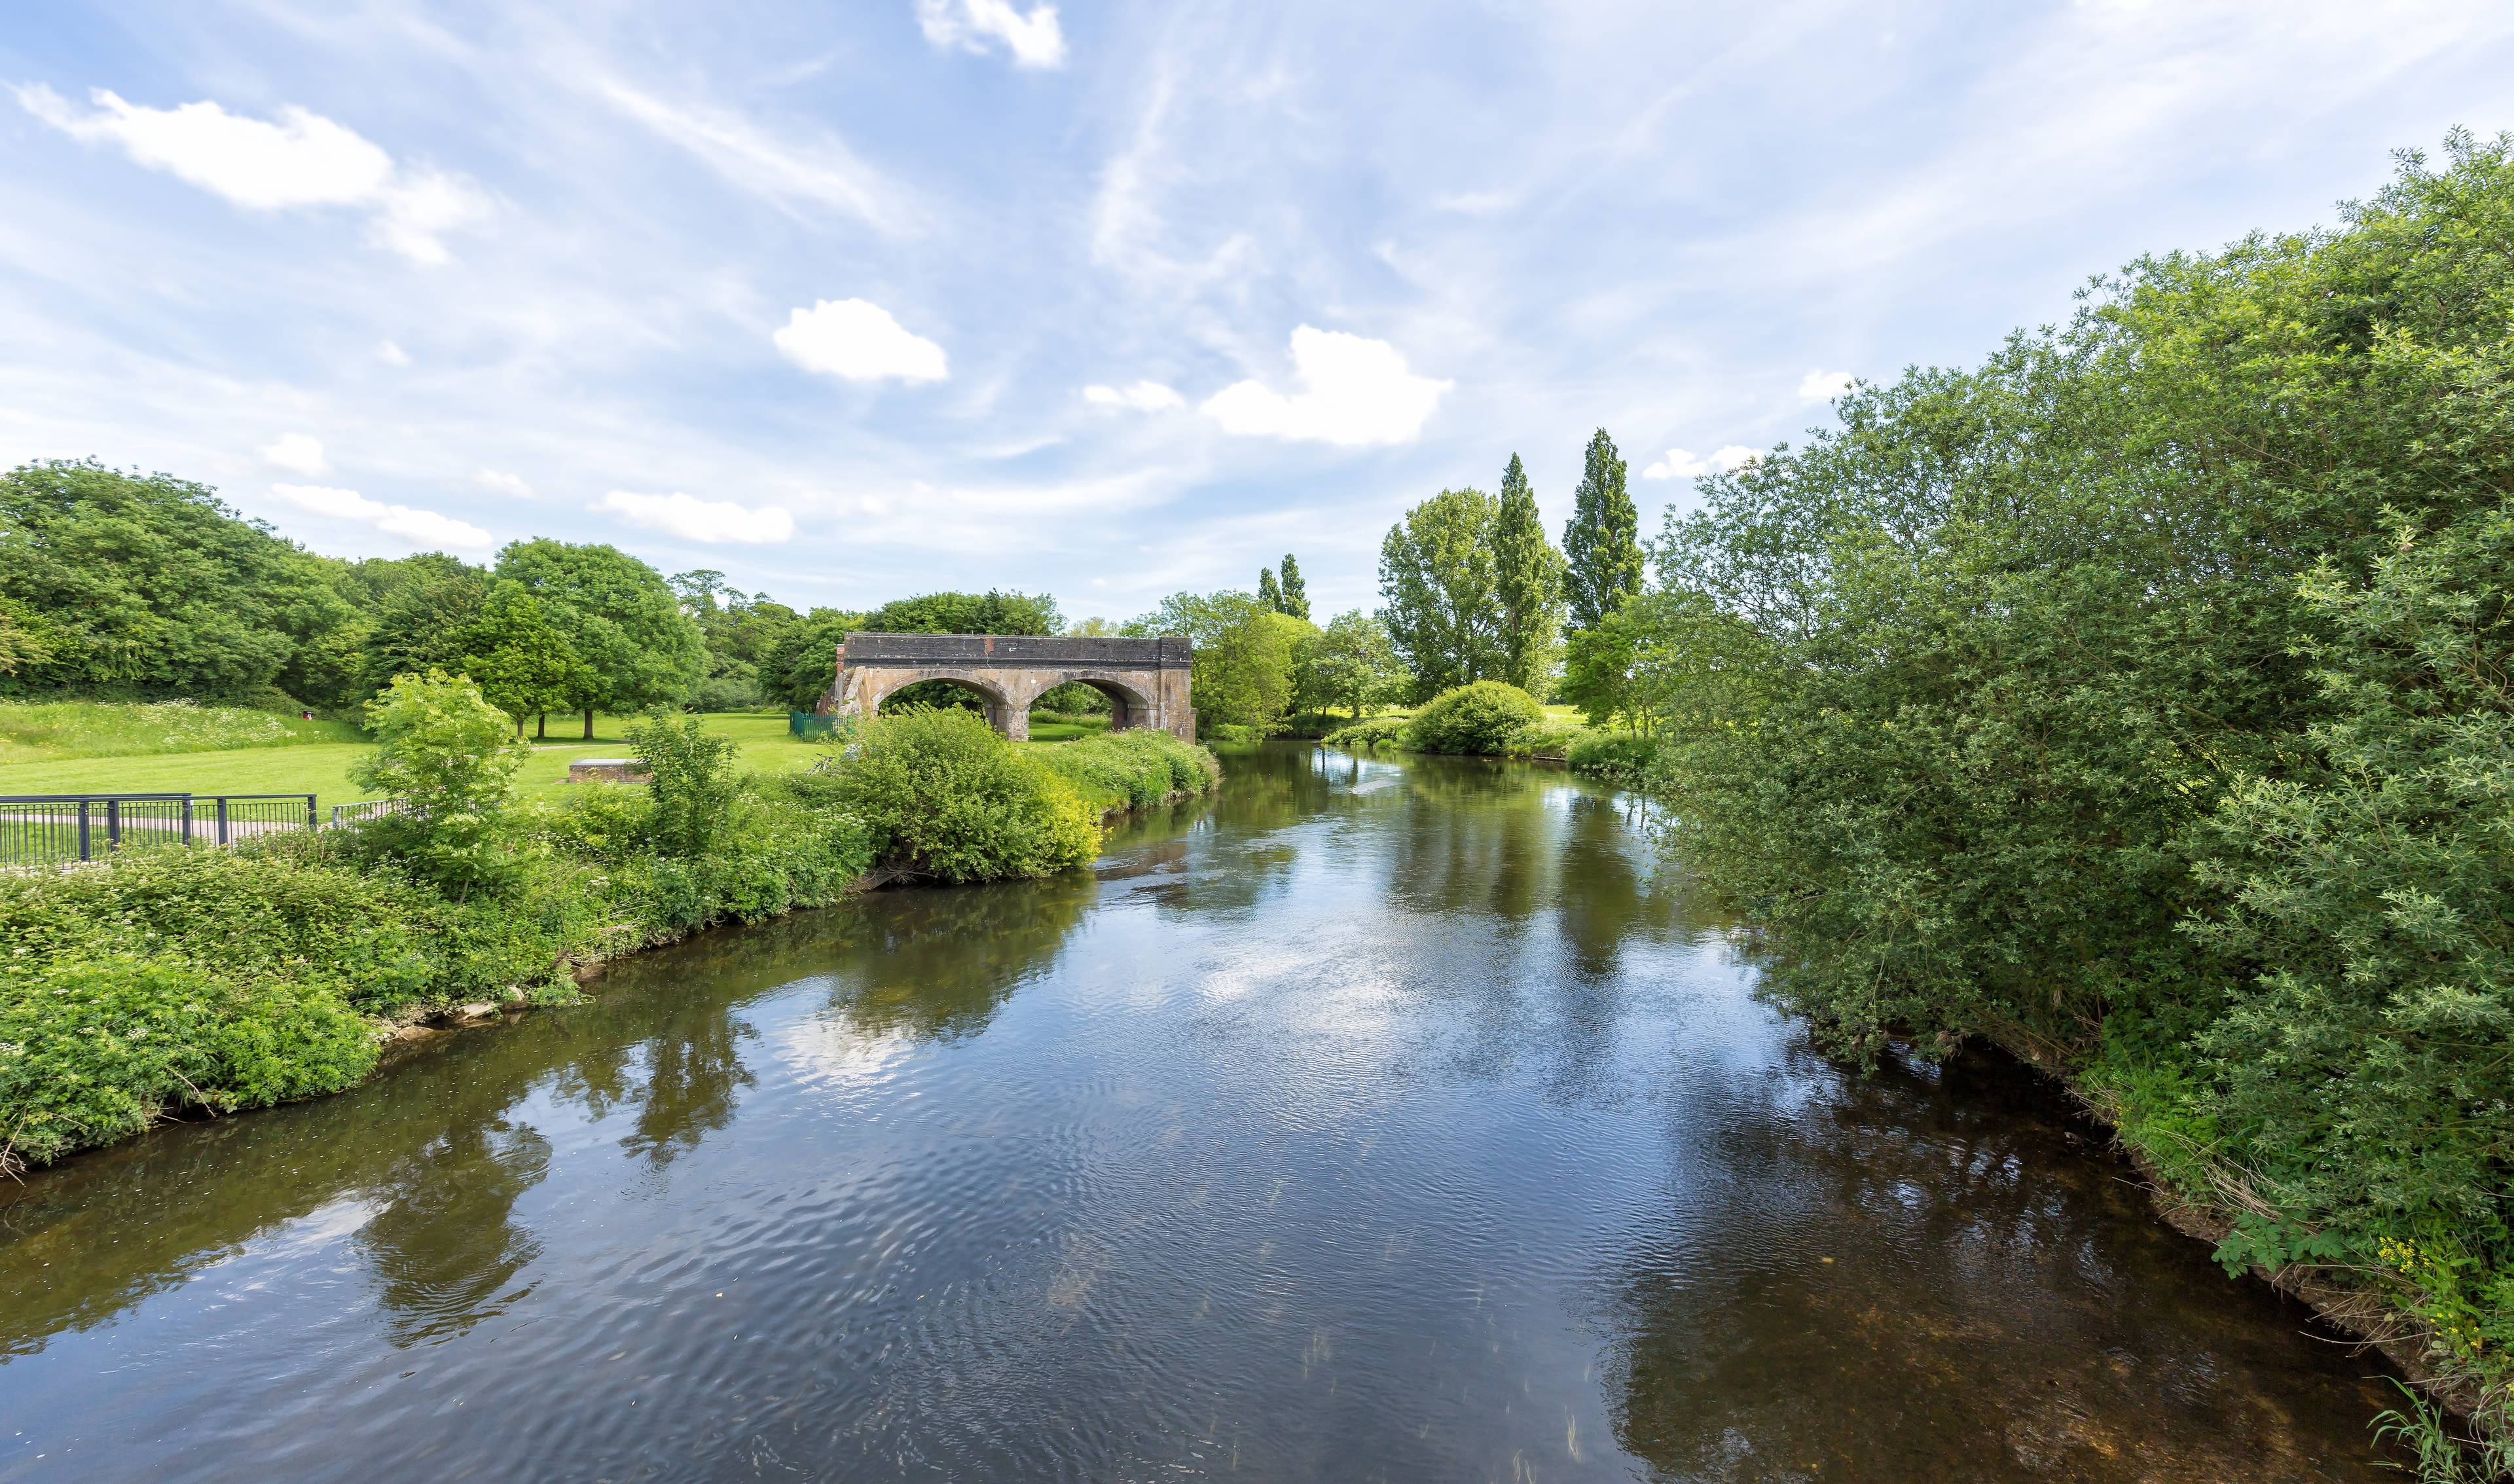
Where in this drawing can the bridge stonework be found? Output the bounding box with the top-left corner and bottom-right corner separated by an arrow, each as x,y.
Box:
821,633 -> 1195,742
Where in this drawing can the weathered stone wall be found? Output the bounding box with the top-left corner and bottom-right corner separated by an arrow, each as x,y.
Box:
824,633 -> 1195,741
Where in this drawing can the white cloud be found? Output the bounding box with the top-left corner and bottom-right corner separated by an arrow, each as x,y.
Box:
1432,190 -> 1516,215
773,299 -> 949,384
1796,368 -> 1855,401
1643,444 -> 1762,480
915,0 -> 1068,69
474,469 -> 533,499
376,340 -> 411,367
1084,380 -> 1184,412
259,433 -> 329,477
1641,448 -> 1707,481
270,484 -> 493,552
14,85 -> 484,264
595,490 -> 795,544
1200,327 -> 1451,448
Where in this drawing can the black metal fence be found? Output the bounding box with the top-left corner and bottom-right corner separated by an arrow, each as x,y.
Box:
0,793 -> 320,866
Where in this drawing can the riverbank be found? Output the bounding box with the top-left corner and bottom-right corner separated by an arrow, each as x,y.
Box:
0,716 -> 1222,1177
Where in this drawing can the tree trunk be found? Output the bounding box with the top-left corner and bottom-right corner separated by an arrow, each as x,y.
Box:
583,709 -> 594,740
535,712 -> 546,740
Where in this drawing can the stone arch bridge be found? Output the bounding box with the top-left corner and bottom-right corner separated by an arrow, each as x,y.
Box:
821,633 -> 1194,742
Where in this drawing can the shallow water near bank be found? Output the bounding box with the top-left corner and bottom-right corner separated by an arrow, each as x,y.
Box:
0,744 -> 2396,1481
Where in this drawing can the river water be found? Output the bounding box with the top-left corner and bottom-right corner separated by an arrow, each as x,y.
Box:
0,745 -> 2396,1481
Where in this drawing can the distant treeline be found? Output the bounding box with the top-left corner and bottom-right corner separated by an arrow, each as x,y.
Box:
0,459 -> 1063,730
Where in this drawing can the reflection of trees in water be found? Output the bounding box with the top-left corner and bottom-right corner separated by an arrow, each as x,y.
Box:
359,1120 -> 551,1348
820,869 -> 1099,1042
1603,1047 -> 2393,1482
619,1000 -> 755,1167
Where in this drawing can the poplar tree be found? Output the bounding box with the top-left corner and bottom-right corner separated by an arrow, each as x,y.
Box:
1276,554 -> 1311,619
1491,454 -> 1566,693
1562,428 -> 1642,632
1257,566 -> 1284,612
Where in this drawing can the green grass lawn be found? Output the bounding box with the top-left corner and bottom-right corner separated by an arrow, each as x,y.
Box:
0,707 -> 1118,806
0,698 -> 363,765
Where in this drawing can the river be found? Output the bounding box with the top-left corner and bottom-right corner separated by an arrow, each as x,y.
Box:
0,744 -> 2396,1481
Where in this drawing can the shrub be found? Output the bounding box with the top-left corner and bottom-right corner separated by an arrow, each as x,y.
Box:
1511,721 -> 1582,759
822,706 -> 1099,881
1567,731 -> 1660,787
626,712 -> 742,857
1406,681 -> 1544,755
0,955 -> 376,1174
1202,722 -> 1263,745
687,675 -> 766,712
350,670 -> 527,890
1032,729 -> 1223,812
0,843 -> 441,1015
1324,714 -> 1412,750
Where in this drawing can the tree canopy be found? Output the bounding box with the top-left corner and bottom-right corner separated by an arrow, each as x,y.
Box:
1377,487 -> 1506,699
0,461 -> 357,704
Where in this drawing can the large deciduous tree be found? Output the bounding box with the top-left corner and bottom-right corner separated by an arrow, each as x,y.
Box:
1125,589 -> 1311,734
1561,429 -> 1642,633
1377,488 -> 1505,699
0,460 -> 359,704
454,581 -> 589,733
496,539 -> 703,737
1294,609 -> 1404,719
1491,454 -> 1567,695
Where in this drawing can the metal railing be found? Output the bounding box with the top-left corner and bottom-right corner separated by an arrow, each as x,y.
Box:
0,793 -> 320,866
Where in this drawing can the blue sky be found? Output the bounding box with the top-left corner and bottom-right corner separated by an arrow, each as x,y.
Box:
5,2 -> 2511,624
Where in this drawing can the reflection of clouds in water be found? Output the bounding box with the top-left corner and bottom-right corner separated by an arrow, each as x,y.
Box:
774,1015 -> 920,1095
203,1193 -> 384,1298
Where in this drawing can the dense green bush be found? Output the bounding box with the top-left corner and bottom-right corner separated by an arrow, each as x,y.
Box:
625,712 -> 742,857
821,706 -> 1099,882
0,955 -> 375,1174
1323,714 -> 1412,750
1567,731 -> 1659,787
1406,681 -> 1544,755
1032,728 -> 1223,811
1633,134 -> 2514,1423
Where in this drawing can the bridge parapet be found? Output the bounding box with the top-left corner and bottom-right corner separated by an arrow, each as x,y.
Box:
824,632 -> 1195,742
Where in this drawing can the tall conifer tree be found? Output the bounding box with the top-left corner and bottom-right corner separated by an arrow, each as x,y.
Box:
1492,454 -> 1565,693
1277,554 -> 1310,619
1562,429 -> 1642,632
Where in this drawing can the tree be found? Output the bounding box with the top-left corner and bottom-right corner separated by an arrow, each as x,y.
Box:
1277,554 -> 1311,620
1562,429 -> 1642,633
859,590 -> 1063,636
1124,589 -> 1310,733
0,460 -> 359,704
453,581 -> 589,733
765,608 -> 865,710
349,670 -> 527,890
1377,488 -> 1506,699
1492,454 -> 1567,694
1257,566 -> 1284,612
1294,609 -> 1404,719
496,539 -> 703,738
357,556 -> 490,697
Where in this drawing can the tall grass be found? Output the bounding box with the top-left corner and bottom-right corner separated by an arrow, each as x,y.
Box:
0,698 -> 359,764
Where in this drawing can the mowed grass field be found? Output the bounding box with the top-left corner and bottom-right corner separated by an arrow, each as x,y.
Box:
0,705 -> 1117,806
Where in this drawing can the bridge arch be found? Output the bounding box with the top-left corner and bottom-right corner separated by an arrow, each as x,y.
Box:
824,634 -> 1194,742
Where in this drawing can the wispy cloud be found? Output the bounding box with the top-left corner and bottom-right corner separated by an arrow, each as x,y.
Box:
595,490 -> 795,544
592,77 -> 910,232
271,483 -> 493,551
1084,381 -> 1183,412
